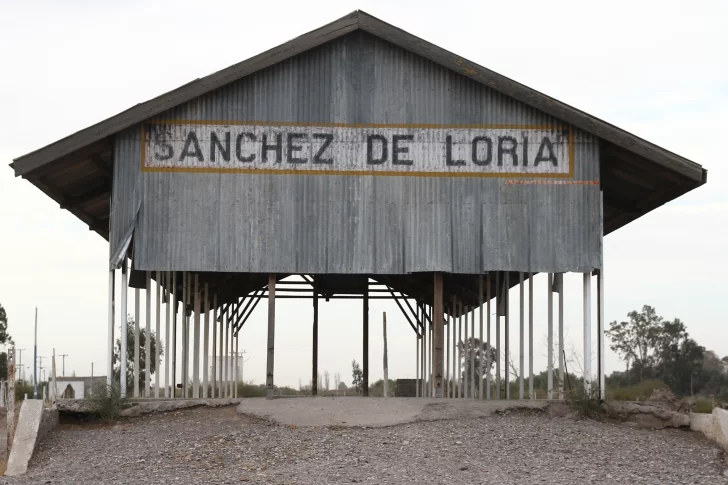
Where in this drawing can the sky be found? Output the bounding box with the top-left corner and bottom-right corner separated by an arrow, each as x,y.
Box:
0,0 -> 726,390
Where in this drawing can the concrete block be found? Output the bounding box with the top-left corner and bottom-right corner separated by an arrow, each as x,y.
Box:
713,408 -> 728,452
5,400 -> 44,476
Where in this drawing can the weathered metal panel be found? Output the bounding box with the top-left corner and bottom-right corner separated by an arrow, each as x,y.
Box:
112,31 -> 601,274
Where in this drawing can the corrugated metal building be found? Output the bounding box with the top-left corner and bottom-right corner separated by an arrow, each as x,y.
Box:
10,11 -> 706,401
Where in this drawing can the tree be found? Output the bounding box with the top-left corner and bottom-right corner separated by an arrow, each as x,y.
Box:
351,360 -> 363,394
457,337 -> 496,383
606,305 -> 662,381
0,352 -> 7,380
334,372 -> 341,394
112,316 -> 163,391
324,370 -> 330,391
0,303 -> 14,345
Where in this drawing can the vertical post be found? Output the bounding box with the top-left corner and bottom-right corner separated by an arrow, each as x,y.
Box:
433,272 -> 443,398
165,272 -> 171,398
312,285 -> 318,396
505,272 -> 510,400
234,335 -> 239,398
171,271 -> 177,398
51,350 -> 57,407
421,305 -> 425,398
212,294 -> 217,398
203,283 -> 209,399
266,274 -> 276,398
7,348 -> 15,451
145,271 -> 152,397
486,278 -> 491,400
415,327 -> 420,398
479,275 -> 484,400
181,272 -> 187,398
428,306 -> 433,397
107,270 -> 114,389
382,312 -> 389,397
547,273 -> 554,400
446,307 -> 450,398
134,288 -> 140,398
583,273 -> 592,394
120,261 -> 128,398
193,275 -> 200,399
155,271 -> 161,398
363,282 -> 369,397
598,268 -> 605,400
519,272 -> 524,399
452,296 -> 457,399
218,305 -> 224,397
186,273 -> 192,398
495,272 -> 500,399
457,303 -> 462,398
463,306 -> 468,398
558,273 -> 565,400
228,304 -> 233,398
528,272 -> 534,399
223,305 -> 229,397
470,306 -> 475,399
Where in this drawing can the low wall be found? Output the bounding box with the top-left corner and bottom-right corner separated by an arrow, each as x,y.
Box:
690,408 -> 728,452
38,408 -> 58,443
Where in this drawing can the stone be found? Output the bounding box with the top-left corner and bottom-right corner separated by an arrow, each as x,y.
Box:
120,406 -> 142,418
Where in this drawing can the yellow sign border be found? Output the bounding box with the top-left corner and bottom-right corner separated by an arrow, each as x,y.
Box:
140,120 -> 575,179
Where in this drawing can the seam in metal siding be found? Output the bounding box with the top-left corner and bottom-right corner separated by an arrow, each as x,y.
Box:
112,31 -> 601,274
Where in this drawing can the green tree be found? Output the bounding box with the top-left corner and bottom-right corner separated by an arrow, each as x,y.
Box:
606,305 -> 662,381
457,337 -> 497,384
351,359 -> 363,394
112,316 -> 163,391
0,303 -> 14,345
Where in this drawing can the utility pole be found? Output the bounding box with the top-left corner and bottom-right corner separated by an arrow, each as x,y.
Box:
60,354 -> 68,377
17,349 -> 25,382
34,308 -> 38,399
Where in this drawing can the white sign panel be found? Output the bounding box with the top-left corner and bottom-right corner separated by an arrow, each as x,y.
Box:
142,122 -> 573,177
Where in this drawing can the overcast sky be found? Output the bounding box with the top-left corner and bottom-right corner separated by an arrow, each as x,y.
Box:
1,0 -> 726,390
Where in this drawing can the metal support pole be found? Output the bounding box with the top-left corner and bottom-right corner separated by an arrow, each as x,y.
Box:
171,271 -> 177,398
529,272 -> 534,399
428,306 -> 433,397
155,271 -> 161,398
107,271 -> 114,389
463,306 -> 468,398
486,279 -> 491,400
470,306 -> 475,399
228,304 -> 233,397
415,330 -> 420,398
420,305 -> 425,398
383,312 -> 389,397
134,287 -> 140,398
559,273 -> 565,400
519,272 -> 524,399
452,296 -> 456,399
433,272 -> 443,398
223,304 -> 229,397
193,275 -> 200,399
599,268 -> 605,400
505,272 -> 510,400
312,286 -> 318,396
266,274 -> 276,398
218,303 -> 224,397
145,271 -> 152,397
457,303 -> 462,398
495,272 -> 500,399
234,335 -> 239,398
446,306 -> 450,398
203,283 -> 210,398
165,272 -> 171,398
363,283 -> 369,397
583,273 -> 592,394
120,261 -> 128,398
212,293 -> 217,398
181,272 -> 187,398
547,273 -> 553,400
479,274 -> 484,400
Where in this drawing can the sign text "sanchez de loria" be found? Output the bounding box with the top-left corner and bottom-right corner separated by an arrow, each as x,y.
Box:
143,122 -> 573,177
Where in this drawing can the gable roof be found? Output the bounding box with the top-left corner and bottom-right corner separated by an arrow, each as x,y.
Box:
9,10 -> 706,242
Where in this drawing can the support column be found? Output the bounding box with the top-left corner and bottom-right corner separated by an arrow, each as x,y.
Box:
363,282 -> 369,397
223,305 -> 229,397
165,272 -> 171,398
433,272 -> 444,398
505,272 -> 510,400
312,285 -> 318,396
457,303 -> 462,398
120,261 -> 128,398
583,273 -> 592,394
486,279 -> 491,400
212,294 -> 217,398
181,272 -> 187,398
134,287 -> 140,397
470,306 -> 475,399
383,311 -> 389,397
463,306 -> 468,398
421,305 -> 426,398
107,267 -> 115,387
193,275 -> 200,399
547,273 -> 554,400
155,271 -> 161,398
203,283 -> 209,398
415,329 -> 420,398
218,304 -> 224,397
171,271 -> 177,398
452,296 -> 457,399
234,333 -> 239,398
519,272 -> 525,399
598,268 -> 605,400
266,274 -> 276,398
558,273 -> 565,400
528,272 -> 534,399
228,304 -> 233,397
428,306 -> 432,397
446,305 -> 450,398
479,275 -> 484,400
495,272 -> 500,399
145,271 -> 152,397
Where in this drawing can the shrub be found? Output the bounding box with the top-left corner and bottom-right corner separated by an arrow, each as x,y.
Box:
567,386 -> 603,419
14,382 -> 34,402
608,379 -> 669,401
87,382 -> 124,423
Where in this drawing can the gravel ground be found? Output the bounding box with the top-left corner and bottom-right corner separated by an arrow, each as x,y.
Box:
1,406 -> 725,484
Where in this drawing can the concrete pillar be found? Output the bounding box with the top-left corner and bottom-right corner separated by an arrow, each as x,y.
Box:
548,273 -> 554,400
165,272 -> 171,398
155,271 -> 161,398
312,286 -> 318,396
495,272 -> 500,398
203,283 -> 210,399
145,271 -> 152,398
446,306 -> 450,398
528,272 -> 534,400
519,272 -> 525,399
212,294 -> 217,398
415,330 -> 420,398
433,272 -> 444,398
120,261 -> 128,398
171,272 -> 177,398
134,287 -> 140,398
457,303 -> 462,398
108,268 -> 115,387
583,273 -> 592,394
452,296 -> 456,399
362,282 -> 369,397
558,273 -> 565,400
486,277 -> 491,400
598,268 -> 605,400
266,274 -> 276,398
470,305 -> 475,399
479,274 -> 484,400
463,305 -> 468,398
193,275 -> 200,399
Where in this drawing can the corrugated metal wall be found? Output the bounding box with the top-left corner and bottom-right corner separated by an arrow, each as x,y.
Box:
112,31 -> 601,274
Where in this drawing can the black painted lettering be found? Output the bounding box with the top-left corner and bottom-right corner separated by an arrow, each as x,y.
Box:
367,134 -> 388,164
262,133 -> 282,163
522,135 -> 528,167
471,136 -> 492,166
534,136 -> 558,166
235,132 -> 256,162
312,133 -> 333,164
210,131 -> 231,162
497,136 -> 518,166
179,130 -> 203,162
446,135 -> 465,166
153,130 -> 173,161
392,134 -> 414,165
287,133 -> 307,163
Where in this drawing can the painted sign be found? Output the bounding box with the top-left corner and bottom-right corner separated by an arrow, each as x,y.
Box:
142,121 -> 573,177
